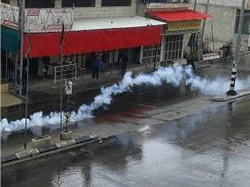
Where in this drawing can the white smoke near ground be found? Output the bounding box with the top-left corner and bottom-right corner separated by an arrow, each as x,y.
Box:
1,64 -> 250,133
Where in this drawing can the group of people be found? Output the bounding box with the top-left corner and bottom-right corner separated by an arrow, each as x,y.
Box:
91,52 -> 128,79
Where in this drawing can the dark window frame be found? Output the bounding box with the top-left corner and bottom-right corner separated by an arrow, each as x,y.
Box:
2,0 -> 10,4
102,0 -> 131,7
62,0 -> 95,8
25,0 -> 55,8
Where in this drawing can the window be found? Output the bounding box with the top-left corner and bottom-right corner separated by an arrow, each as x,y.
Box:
142,45 -> 161,64
164,34 -> 183,60
102,0 -> 131,7
141,0 -> 184,3
2,0 -> 10,4
25,0 -> 55,8
62,0 -> 95,7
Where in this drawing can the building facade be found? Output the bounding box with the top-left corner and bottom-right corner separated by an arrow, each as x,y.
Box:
1,0 -> 210,95
1,0 -> 165,89
192,0 -> 250,52
137,0 -> 210,63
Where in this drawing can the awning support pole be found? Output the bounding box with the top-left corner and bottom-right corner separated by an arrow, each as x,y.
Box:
14,54 -> 18,93
18,0 -> 25,97
154,45 -> 158,70
24,32 -> 31,150
111,51 -> 114,74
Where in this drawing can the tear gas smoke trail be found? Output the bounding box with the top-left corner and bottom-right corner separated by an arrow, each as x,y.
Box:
1,64 -> 250,132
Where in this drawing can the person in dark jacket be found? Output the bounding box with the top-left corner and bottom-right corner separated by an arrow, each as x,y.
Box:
92,55 -> 101,79
101,53 -> 108,72
186,53 -> 196,70
119,52 -> 128,75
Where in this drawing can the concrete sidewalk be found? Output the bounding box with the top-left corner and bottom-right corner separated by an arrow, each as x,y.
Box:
2,61 -> 212,108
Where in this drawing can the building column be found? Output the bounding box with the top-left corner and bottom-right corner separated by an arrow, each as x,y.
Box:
139,46 -> 143,64
55,0 -> 62,8
160,35 -> 165,62
96,0 -> 102,7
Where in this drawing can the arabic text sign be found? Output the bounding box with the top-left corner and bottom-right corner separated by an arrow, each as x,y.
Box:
26,8 -> 74,32
0,2 -> 19,29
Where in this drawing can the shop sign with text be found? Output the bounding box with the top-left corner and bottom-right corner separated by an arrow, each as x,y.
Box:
168,20 -> 201,32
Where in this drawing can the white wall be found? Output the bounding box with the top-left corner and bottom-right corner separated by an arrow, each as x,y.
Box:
73,0 -> 136,18
10,0 -> 136,18
196,4 -> 237,50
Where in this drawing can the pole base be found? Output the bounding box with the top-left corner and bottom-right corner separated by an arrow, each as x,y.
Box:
226,90 -> 237,96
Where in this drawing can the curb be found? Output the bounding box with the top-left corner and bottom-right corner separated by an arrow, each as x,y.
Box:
210,91 -> 250,102
1,132 -> 137,167
1,135 -> 97,167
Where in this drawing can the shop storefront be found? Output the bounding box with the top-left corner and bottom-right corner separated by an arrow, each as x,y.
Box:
146,10 -> 211,63
21,16 -> 165,81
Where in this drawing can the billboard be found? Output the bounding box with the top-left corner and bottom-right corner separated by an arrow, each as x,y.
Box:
0,2 -> 19,29
25,8 -> 74,32
168,20 -> 201,32
0,3 -> 74,32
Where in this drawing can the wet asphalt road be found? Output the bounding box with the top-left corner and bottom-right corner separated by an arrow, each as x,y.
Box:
2,95 -> 250,187
1,65 -> 250,155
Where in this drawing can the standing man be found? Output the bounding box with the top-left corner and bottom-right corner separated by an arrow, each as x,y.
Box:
92,55 -> 101,79
7,57 -> 14,81
186,53 -> 196,70
120,52 -> 128,75
101,52 -> 108,72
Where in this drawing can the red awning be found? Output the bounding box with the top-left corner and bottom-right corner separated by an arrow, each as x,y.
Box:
23,26 -> 163,58
147,10 -> 211,22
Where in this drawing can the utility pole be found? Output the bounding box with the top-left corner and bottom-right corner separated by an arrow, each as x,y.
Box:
194,0 -> 197,11
226,0 -> 246,96
24,31 -> 31,149
59,23 -> 65,140
18,0 -> 25,97
201,0 -> 210,41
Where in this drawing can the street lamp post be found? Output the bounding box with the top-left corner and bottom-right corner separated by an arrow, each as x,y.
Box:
24,31 -> 31,149
59,23 -> 64,140
18,0 -> 25,97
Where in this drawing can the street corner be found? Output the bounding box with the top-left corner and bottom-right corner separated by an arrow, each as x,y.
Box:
210,90 -> 250,102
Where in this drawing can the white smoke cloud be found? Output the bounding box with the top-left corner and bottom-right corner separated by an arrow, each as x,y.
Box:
1,64 -> 250,133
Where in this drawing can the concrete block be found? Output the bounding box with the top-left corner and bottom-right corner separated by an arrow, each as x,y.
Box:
1,154 -> 18,163
16,148 -> 40,159
61,131 -> 73,140
38,144 -> 58,153
74,136 -> 92,144
55,139 -> 76,148
31,135 -> 51,148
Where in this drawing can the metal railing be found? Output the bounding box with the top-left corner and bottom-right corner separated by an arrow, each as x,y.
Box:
49,63 -> 77,84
